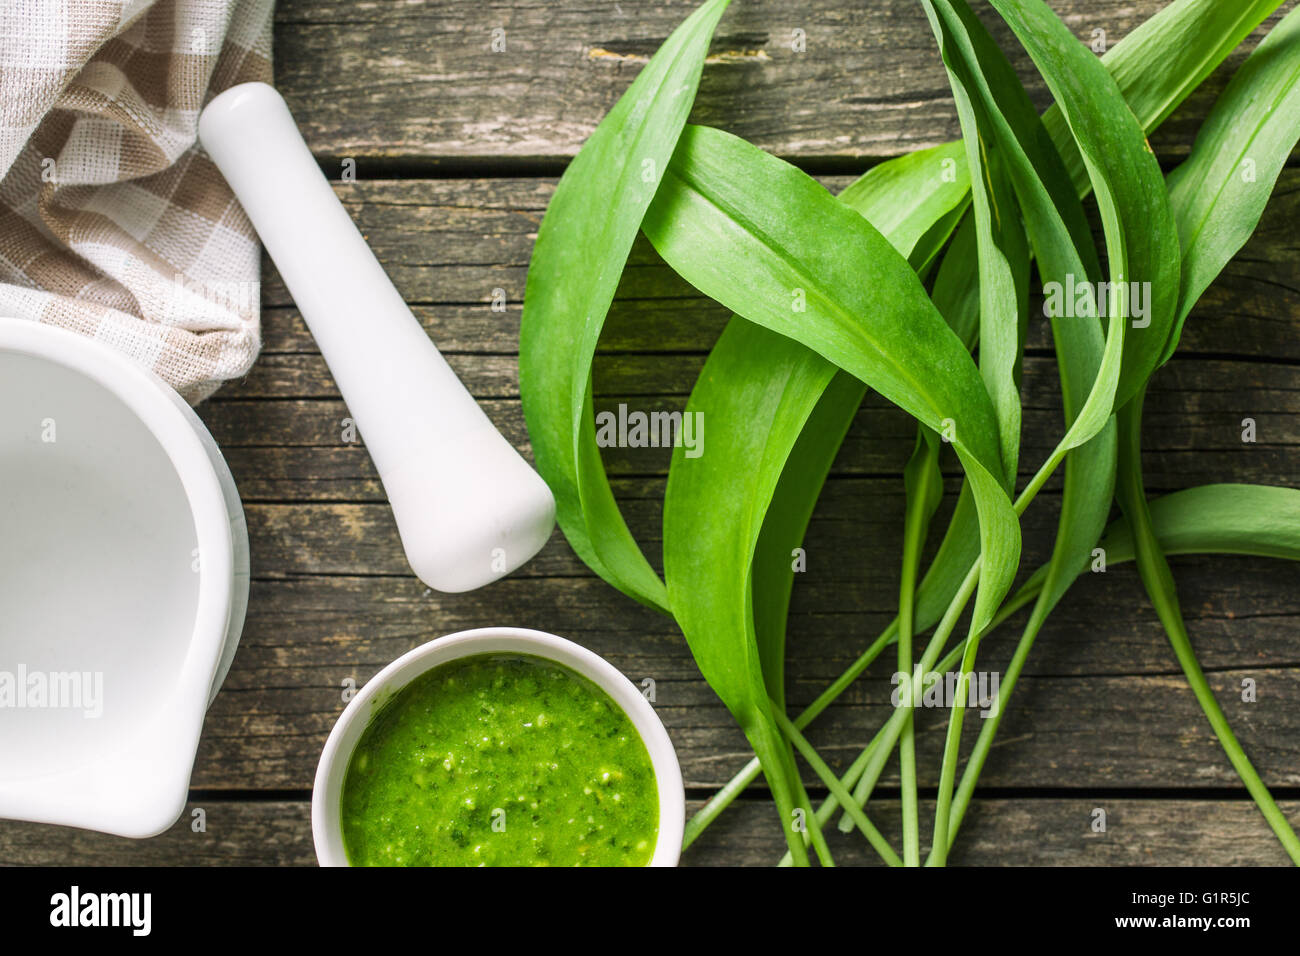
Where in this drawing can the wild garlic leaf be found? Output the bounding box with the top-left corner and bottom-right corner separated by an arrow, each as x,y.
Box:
838,141 -> 972,273
1044,0 -> 1288,194
1163,5 -> 1300,362
750,370 -> 864,713
692,141 -> 977,714
663,125 -> 994,859
645,124 -> 1022,636
922,0 -> 1031,491
922,0 -> 1115,616
920,0 -> 1118,859
518,0 -> 731,612
662,317 -> 853,865
660,140 -> 989,863
1103,483 -> 1300,563
986,0 -> 1181,414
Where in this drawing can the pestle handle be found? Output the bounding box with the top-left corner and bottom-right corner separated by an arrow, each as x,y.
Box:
198,83 -> 554,592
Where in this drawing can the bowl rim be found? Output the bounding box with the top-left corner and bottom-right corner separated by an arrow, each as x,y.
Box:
0,317 -> 236,837
312,627 -> 685,867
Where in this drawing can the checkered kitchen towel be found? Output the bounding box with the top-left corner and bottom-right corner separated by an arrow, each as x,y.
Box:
0,0 -> 273,403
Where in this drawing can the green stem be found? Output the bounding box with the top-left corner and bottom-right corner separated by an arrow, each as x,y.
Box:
774,584 -> 1037,867
896,436 -> 937,865
681,517 -> 1042,857
928,631 -> 980,865
792,770 -> 836,867
748,715 -> 812,867
681,621 -> 898,850
836,560 -> 982,834
1117,388 -> 1300,865
773,705 -> 902,865
779,627 -> 975,865
839,448 -> 1064,836
898,711 -> 919,864
943,594 -> 1051,851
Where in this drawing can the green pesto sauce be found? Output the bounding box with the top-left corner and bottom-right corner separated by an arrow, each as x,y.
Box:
340,653 -> 659,866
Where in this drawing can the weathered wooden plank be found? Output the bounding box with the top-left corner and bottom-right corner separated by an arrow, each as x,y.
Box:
0,802 -> 313,867
272,1 -> 1296,166
1,797 -> 1293,865
179,540 -> 1300,792
684,797 -> 1300,866
201,357 -> 1300,500
226,472 -> 1300,589
250,175 -> 1300,361
222,349 -> 1300,410
218,546 -> 1300,679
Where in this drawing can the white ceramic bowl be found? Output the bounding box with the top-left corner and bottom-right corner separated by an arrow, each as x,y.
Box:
313,627 -> 685,866
0,318 -> 249,838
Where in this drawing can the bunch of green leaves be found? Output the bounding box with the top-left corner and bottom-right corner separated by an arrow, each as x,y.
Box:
519,0 -> 1300,865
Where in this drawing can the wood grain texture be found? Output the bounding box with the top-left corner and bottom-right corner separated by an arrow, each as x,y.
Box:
6,2 -> 1300,865
2,798 -> 1294,866
180,556 -> 1300,793
204,356 -> 1300,492
215,173 -> 1300,504
253,174 -> 1300,360
273,0 -> 1299,166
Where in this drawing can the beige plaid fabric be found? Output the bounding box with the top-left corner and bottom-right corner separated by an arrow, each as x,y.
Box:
0,0 -> 273,404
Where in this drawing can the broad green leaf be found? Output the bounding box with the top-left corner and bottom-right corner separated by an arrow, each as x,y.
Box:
1005,483 -> 1300,612
705,143 -> 977,717
662,140 -> 985,863
918,0 -> 1281,451
839,141 -> 972,267
518,0 -> 731,612
920,0 -> 1118,858
922,0 -> 1115,609
985,0 -> 1181,415
923,0 -> 1100,283
922,0 -> 1032,490
930,215 -> 982,349
751,370 -> 864,712
1102,483 -> 1300,563
746,142 -> 977,713
663,318 -> 846,865
645,124 -> 1022,636
919,1 -> 1119,622
1044,0 -> 1288,194
1162,5 -> 1300,362
669,137 -> 988,856
667,131 -> 986,858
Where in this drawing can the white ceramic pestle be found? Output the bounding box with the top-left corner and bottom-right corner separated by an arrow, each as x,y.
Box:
198,83 -> 555,593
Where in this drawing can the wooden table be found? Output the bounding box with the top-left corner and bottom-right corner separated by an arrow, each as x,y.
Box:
5,0 -> 1299,866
